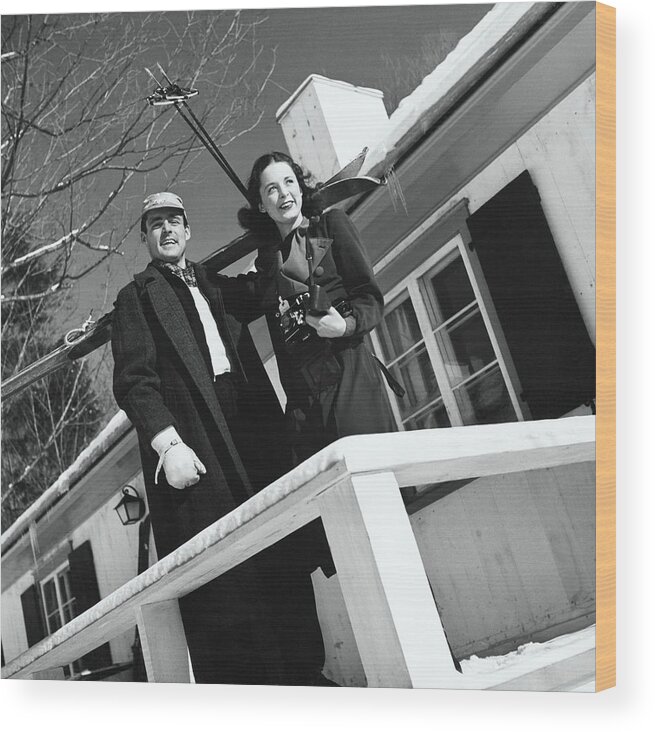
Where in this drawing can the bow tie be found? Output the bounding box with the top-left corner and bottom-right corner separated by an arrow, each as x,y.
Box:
162,262 -> 198,287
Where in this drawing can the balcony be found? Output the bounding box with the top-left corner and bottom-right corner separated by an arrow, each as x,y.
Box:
1,416 -> 595,689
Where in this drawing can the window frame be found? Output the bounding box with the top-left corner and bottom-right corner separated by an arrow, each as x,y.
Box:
372,232 -> 529,430
39,562 -> 80,677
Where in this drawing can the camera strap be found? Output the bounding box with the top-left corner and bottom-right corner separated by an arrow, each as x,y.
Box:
304,227 -> 315,289
371,353 -> 405,398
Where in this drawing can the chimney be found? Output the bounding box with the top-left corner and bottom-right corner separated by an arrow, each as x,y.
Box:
276,74 -> 389,183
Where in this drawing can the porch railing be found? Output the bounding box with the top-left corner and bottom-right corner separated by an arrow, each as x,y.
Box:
2,416 -> 595,688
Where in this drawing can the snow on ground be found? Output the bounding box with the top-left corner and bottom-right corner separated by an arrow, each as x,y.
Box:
460,624 -> 596,691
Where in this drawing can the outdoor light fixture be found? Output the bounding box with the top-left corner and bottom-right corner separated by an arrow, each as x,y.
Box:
114,485 -> 146,526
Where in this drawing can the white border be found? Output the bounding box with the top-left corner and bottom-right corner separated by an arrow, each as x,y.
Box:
1,1 -> 652,731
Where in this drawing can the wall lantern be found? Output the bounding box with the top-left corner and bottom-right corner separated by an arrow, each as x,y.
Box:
114,485 -> 146,526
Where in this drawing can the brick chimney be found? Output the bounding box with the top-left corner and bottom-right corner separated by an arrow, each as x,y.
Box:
276,74 -> 389,183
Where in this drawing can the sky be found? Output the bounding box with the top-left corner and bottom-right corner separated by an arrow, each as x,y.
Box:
39,2 -> 492,327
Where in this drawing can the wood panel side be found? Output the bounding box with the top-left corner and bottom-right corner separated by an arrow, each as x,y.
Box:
595,0 -> 616,693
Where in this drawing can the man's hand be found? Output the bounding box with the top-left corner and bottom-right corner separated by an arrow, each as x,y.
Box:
152,427 -> 206,490
306,306 -> 347,338
161,442 -> 206,490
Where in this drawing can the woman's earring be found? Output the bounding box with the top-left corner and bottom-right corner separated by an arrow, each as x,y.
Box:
258,204 -> 265,213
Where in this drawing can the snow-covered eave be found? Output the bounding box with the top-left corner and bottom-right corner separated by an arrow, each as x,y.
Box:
360,2 -> 559,180
1,410 -> 133,553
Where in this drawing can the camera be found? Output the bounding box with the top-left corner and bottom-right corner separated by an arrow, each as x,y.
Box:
275,289 -> 353,350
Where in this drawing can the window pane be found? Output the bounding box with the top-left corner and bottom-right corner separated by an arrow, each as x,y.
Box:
57,572 -> 71,604
391,346 -> 440,418
47,610 -> 62,633
436,309 -> 496,386
428,255 -> 475,325
379,296 -> 422,361
42,579 -> 58,617
405,401 -> 451,430
453,365 -> 517,425
61,602 -> 75,624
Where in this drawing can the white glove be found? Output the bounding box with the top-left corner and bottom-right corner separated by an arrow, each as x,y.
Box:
152,427 -> 206,490
305,306 -> 347,338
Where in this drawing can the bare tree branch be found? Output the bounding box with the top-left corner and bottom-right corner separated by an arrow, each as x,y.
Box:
1,10 -> 276,530
2,361 -> 86,504
1,282 -> 72,302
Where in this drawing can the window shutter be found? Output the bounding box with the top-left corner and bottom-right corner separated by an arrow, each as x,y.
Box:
137,514 -> 151,575
20,583 -> 46,647
68,541 -> 112,670
467,170 -> 595,419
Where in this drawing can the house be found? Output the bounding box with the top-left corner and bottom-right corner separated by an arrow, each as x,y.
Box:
1,2 -> 599,687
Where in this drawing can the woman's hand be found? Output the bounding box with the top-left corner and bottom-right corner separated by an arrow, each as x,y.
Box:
306,306 -> 347,338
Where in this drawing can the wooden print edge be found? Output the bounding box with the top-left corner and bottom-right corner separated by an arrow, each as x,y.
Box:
595,0 -> 616,692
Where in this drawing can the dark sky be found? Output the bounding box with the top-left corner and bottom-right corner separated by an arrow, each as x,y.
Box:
60,3 -> 491,323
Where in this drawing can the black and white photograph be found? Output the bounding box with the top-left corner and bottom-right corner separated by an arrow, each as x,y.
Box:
1,0 -> 612,705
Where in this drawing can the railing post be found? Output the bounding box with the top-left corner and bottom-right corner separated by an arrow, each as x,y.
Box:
136,599 -> 191,683
317,471 -> 463,688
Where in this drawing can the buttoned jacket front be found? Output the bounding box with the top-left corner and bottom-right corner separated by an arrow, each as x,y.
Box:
253,208 -> 396,449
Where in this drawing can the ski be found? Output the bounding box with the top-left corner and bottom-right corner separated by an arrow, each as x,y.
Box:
1,68 -> 385,400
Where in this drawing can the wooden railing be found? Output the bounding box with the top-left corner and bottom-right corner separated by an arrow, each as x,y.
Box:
2,416 -> 595,688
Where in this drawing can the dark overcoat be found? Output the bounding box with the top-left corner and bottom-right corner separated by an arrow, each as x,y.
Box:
255,208 -> 396,460
112,262 -> 287,557
111,262 -> 293,684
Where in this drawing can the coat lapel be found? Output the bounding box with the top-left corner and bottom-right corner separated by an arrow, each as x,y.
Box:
307,236 -> 333,273
134,264 -> 254,497
135,265 -> 212,402
302,229 -> 333,276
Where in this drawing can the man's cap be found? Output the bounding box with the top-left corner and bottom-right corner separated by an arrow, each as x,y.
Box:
141,192 -> 186,218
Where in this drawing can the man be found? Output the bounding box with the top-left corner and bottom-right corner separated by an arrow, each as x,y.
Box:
111,192 -> 325,685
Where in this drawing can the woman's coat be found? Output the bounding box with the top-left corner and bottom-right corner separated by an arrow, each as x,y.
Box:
255,208 -> 396,458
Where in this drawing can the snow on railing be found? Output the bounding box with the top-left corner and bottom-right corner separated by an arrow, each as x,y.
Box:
1,416 -> 594,688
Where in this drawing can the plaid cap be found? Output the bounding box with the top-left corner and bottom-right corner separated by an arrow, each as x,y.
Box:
141,192 -> 186,218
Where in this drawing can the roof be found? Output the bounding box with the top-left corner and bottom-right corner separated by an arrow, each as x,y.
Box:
1,411 -> 133,553
360,2 -> 558,178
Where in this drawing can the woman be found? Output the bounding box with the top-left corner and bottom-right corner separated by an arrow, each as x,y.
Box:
238,151 -> 396,463
237,154 -> 464,683
234,152 -> 399,686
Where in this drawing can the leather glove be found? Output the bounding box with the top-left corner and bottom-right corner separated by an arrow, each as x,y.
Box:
152,427 -> 207,490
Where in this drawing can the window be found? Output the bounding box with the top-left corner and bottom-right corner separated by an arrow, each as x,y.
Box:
373,234 -> 525,432
19,541 -> 112,677
42,566 -> 76,634
376,293 -> 450,431
40,564 -> 81,677
422,250 -> 518,426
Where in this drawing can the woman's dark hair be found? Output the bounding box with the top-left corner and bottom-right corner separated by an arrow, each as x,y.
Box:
237,152 -> 323,235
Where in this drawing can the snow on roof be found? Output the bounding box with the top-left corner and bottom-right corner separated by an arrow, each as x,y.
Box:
1,410 -> 133,551
361,2 -> 555,177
